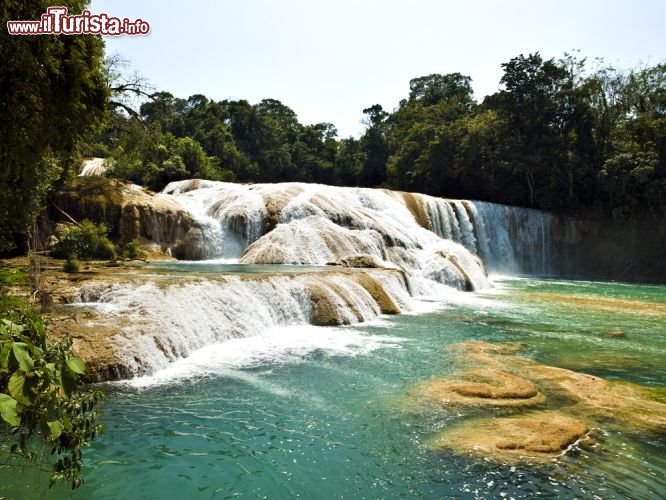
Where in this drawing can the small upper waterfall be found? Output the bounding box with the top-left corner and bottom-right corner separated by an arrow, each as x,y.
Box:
79,157 -> 107,177
162,180 -> 269,259
419,198 -> 555,275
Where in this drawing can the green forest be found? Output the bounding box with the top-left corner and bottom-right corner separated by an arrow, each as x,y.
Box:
99,55 -> 665,218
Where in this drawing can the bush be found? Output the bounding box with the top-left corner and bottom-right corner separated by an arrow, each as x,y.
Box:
63,256 -> 80,273
123,238 -> 144,260
51,220 -> 115,260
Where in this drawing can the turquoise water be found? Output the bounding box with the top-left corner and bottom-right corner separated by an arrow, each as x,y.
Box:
147,261 -> 331,275
2,276 -> 665,499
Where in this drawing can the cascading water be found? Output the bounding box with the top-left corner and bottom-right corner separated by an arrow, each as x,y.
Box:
161,181 -> 491,290
69,181 -> 561,379
466,201 -> 554,275
72,270 -> 414,377
160,180 -> 556,276
162,180 -> 268,259
78,157 -> 107,177
417,197 -> 555,275
29,181 -> 663,500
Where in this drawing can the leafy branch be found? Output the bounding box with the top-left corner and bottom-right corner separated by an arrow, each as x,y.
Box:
0,274 -> 103,490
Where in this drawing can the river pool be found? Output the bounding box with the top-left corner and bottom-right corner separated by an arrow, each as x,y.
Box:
2,275 -> 665,499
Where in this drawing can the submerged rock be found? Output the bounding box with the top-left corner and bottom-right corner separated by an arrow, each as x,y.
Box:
409,340 -> 666,463
415,369 -> 546,407
430,411 -> 589,461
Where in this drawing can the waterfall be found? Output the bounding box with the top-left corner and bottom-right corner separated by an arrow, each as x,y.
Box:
158,180 -> 557,276
417,197 -> 555,275
63,180 -> 567,380
79,157 -> 107,177
467,201 -> 554,275
162,180 -> 268,259
161,181 -> 492,290
450,201 -> 478,254
73,270 -> 414,377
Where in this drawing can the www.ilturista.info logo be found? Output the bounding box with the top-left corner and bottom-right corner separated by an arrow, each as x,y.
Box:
6,6 -> 150,36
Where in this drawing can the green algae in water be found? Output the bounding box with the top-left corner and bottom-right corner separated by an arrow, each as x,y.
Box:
1,276 -> 664,499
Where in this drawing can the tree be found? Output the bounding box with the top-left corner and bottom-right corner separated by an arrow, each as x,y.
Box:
333,137 -> 366,186
291,123 -> 338,183
598,64 -> 666,219
408,73 -> 476,112
359,105 -> 390,186
0,0 -> 108,254
484,53 -> 572,208
385,73 -> 477,195
105,52 -> 156,122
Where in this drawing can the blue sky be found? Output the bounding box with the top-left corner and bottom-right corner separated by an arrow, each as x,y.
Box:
90,0 -> 665,137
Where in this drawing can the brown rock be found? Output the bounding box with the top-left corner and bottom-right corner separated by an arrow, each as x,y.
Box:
430,411 -> 589,461
336,254 -> 385,269
48,177 -> 201,258
416,369 -> 545,407
350,272 -> 401,315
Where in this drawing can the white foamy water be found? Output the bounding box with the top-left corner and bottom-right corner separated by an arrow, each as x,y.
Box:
74,269 -> 416,377
160,180 -> 558,283
122,325 -> 406,389
163,181 -> 268,259
73,181 -> 565,381
162,180 -> 493,291
79,157 -> 107,176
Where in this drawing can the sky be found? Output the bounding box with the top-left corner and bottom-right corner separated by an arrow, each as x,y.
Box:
90,0 -> 665,138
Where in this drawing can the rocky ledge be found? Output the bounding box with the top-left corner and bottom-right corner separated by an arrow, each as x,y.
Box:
34,259 -> 410,381
46,177 -> 209,259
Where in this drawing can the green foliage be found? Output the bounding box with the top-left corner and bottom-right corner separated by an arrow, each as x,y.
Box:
62,256 -> 81,273
0,272 -> 103,489
381,56 -> 664,219
105,96 -> 341,187
52,220 -> 115,260
0,0 -> 107,254
123,238 -> 144,260
91,51 -> 664,222
385,73 -> 478,194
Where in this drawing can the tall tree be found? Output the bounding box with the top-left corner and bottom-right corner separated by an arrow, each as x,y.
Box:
0,0 -> 107,254
598,64 -> 666,219
386,73 -> 477,195
484,53 -> 571,208
359,105 -> 390,186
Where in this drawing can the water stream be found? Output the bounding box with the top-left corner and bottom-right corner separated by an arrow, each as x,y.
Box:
3,274 -> 663,499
